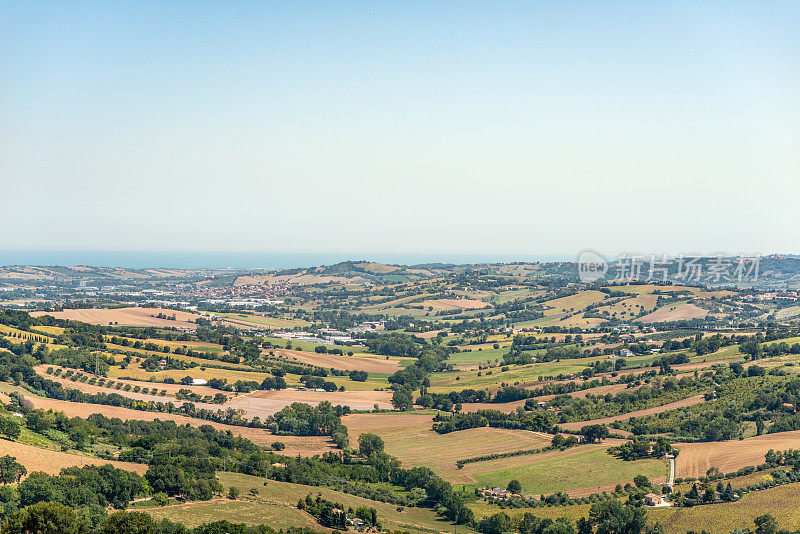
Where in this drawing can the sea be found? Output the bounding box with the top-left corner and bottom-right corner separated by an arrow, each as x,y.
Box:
0,250 -> 573,269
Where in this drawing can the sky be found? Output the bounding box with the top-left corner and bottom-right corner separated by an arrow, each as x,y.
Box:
1,1 -> 799,260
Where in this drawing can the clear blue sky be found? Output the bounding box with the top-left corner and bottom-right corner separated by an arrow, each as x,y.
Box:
2,1 -> 798,258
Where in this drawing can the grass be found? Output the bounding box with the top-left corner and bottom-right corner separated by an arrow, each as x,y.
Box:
261,336 -> 370,354
448,347 -> 514,366
144,498 -> 321,531
427,356 -> 606,392
467,447 -> 667,496
149,472 -> 472,533
343,412 -> 552,485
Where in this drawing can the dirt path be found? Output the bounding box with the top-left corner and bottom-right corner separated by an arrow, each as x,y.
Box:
668,457 -> 675,486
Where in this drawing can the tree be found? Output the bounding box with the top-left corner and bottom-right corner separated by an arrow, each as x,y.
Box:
101,511 -> 157,534
633,475 -> 650,489
721,482 -> 736,502
478,512 -> 512,534
581,424 -> 610,443
227,487 -> 240,500
754,514 -> 778,534
589,500 -> 647,534
391,387 -> 414,411
507,479 -> 522,494
0,418 -> 21,440
0,455 -> 26,485
577,517 -> 592,534
358,433 -> 385,456
2,501 -> 83,534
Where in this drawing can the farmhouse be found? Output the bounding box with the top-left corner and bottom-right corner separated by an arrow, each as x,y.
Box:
479,487 -> 521,500
644,493 -> 665,506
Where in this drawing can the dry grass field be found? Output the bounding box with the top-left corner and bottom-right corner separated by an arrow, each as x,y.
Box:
418,298 -> 491,311
593,294 -> 659,319
34,364 -> 231,400
271,348 -> 401,373
144,498 -> 324,531
227,389 -> 393,419
638,302 -> 709,323
157,472 -> 468,534
5,388 -> 333,455
674,430 -> 800,478
343,412 -> 553,484
528,313 -> 606,329
343,412 -> 664,496
31,307 -> 202,330
540,291 -> 608,317
0,439 -> 147,476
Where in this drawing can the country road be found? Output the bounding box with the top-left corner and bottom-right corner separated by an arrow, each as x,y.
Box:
668,457 -> 675,486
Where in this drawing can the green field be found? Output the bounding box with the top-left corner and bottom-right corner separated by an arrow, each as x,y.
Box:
468,447 -> 667,496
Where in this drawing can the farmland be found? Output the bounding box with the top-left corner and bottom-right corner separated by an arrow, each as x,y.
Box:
650,482 -> 800,533
674,430 -> 800,478
31,307 -> 203,330
4,261 -> 800,533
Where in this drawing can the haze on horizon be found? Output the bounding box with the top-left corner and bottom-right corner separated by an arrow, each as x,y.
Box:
2,2 -> 799,258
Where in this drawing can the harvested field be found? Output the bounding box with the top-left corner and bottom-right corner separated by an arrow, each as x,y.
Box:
343,412 -> 552,484
540,291 -> 608,317
31,307 -> 201,330
559,394 -> 706,431
593,294 -> 659,318
227,389 -> 393,419
0,439 -> 146,476
10,391 -> 333,455
271,348 -> 401,373
674,430 -> 800,479
638,303 -> 709,323
420,298 -> 491,311
35,368 -> 391,420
